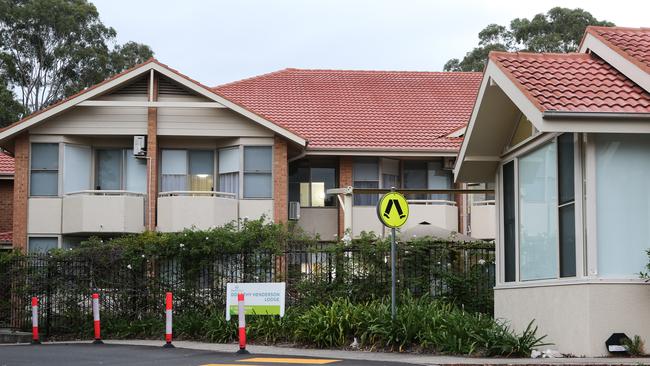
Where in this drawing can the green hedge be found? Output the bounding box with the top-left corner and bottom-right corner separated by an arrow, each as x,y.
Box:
95,295 -> 546,356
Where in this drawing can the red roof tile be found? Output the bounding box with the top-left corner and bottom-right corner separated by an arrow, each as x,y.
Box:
0,151 -> 14,175
490,52 -> 650,113
587,26 -> 650,74
215,69 -> 482,151
0,231 -> 11,243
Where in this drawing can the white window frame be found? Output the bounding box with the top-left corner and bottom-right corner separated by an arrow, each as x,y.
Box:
242,145 -> 274,200
29,142 -> 63,197
496,132 -> 585,287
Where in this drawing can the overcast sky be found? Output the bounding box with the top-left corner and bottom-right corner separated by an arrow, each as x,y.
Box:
93,0 -> 649,86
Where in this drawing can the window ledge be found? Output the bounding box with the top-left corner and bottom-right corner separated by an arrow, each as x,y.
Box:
496,277 -> 648,290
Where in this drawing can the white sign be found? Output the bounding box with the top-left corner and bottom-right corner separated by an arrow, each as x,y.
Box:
225,282 -> 286,321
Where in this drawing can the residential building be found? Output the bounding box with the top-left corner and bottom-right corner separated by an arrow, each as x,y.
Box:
0,60 -> 491,252
455,26 -> 650,356
0,151 -> 13,248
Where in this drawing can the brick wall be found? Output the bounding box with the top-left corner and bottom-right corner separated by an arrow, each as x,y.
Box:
12,133 -> 29,251
338,156 -> 353,237
0,179 -> 13,233
273,136 -> 288,223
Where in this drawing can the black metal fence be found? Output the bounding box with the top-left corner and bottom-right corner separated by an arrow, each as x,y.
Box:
0,241 -> 494,337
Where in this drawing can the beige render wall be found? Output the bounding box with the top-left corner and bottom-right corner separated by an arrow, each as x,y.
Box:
495,283 -> 650,356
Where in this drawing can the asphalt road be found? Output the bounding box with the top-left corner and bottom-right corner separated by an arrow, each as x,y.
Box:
0,344 -> 416,366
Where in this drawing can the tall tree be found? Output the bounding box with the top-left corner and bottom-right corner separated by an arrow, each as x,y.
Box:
0,75 -> 25,127
444,7 -> 614,72
0,0 -> 154,119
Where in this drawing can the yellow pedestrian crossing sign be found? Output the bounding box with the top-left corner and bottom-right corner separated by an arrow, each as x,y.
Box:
377,191 -> 409,228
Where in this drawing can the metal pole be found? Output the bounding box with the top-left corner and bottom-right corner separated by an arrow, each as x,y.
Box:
391,227 -> 396,320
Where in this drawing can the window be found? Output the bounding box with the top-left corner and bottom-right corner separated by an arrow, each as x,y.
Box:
31,143 -> 59,196
502,161 -> 516,282
427,161 -> 453,201
353,157 -> 379,206
381,158 -> 399,189
518,142 -> 558,281
402,160 -> 452,201
243,146 -> 272,198
289,160 -> 337,207
29,237 -> 58,253
63,144 -> 91,194
595,134 -> 650,277
558,133 -> 576,278
96,149 -> 146,192
218,147 -> 239,195
503,133 -> 577,282
161,149 -> 215,192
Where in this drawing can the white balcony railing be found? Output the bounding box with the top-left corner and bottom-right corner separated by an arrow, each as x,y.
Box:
158,191 -> 237,198
157,191 -> 238,232
470,200 -> 496,239
62,191 -> 145,234
407,199 -> 457,206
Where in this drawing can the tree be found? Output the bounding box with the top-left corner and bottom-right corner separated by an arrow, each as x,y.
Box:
0,0 -> 154,117
444,7 -> 614,72
0,76 -> 25,127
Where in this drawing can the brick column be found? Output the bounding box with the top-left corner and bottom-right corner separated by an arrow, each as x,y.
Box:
12,133 -> 29,251
338,156 -> 353,238
273,136 -> 288,224
146,73 -> 158,231
0,180 -> 13,233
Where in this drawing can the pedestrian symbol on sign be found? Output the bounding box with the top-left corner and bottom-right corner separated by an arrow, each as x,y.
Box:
377,191 -> 409,228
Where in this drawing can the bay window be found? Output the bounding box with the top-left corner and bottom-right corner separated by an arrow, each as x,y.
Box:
30,143 -> 59,196
95,149 -> 146,193
63,144 -> 92,193
243,146 -> 272,198
501,133 -> 577,282
595,134 -> 650,277
353,157 -> 379,206
218,147 -> 239,195
161,149 -> 214,192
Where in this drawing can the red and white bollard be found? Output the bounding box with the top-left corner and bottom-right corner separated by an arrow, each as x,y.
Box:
163,292 -> 174,348
31,297 -> 40,344
92,293 -> 103,344
236,292 -> 249,354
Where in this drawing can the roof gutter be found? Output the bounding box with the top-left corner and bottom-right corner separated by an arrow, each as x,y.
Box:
543,111 -> 650,120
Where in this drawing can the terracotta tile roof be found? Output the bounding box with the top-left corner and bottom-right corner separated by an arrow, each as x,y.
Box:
0,151 -> 14,175
0,231 -> 11,243
214,69 -> 482,151
490,51 -> 650,113
586,26 -> 650,73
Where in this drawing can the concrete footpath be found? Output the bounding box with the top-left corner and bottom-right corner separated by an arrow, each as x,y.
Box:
52,340 -> 649,365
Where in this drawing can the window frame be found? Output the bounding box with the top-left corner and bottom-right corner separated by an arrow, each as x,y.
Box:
29,143 -> 61,197
160,148 -> 217,193
242,145 -> 273,200
94,147 -> 147,192
28,235 -> 61,253
289,161 -> 338,208
498,132 -> 583,285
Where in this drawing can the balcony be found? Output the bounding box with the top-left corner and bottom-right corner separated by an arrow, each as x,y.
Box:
62,191 -> 145,234
352,200 -> 458,237
404,199 -> 458,232
470,200 -> 495,239
157,191 -> 238,232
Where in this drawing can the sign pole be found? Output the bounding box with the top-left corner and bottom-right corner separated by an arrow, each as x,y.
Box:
376,187 -> 408,323
391,226 -> 396,320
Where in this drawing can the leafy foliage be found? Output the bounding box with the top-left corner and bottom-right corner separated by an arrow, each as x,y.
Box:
622,335 -> 645,356
95,295 -> 547,357
0,74 -> 25,127
0,0 -> 154,119
444,7 -> 614,72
